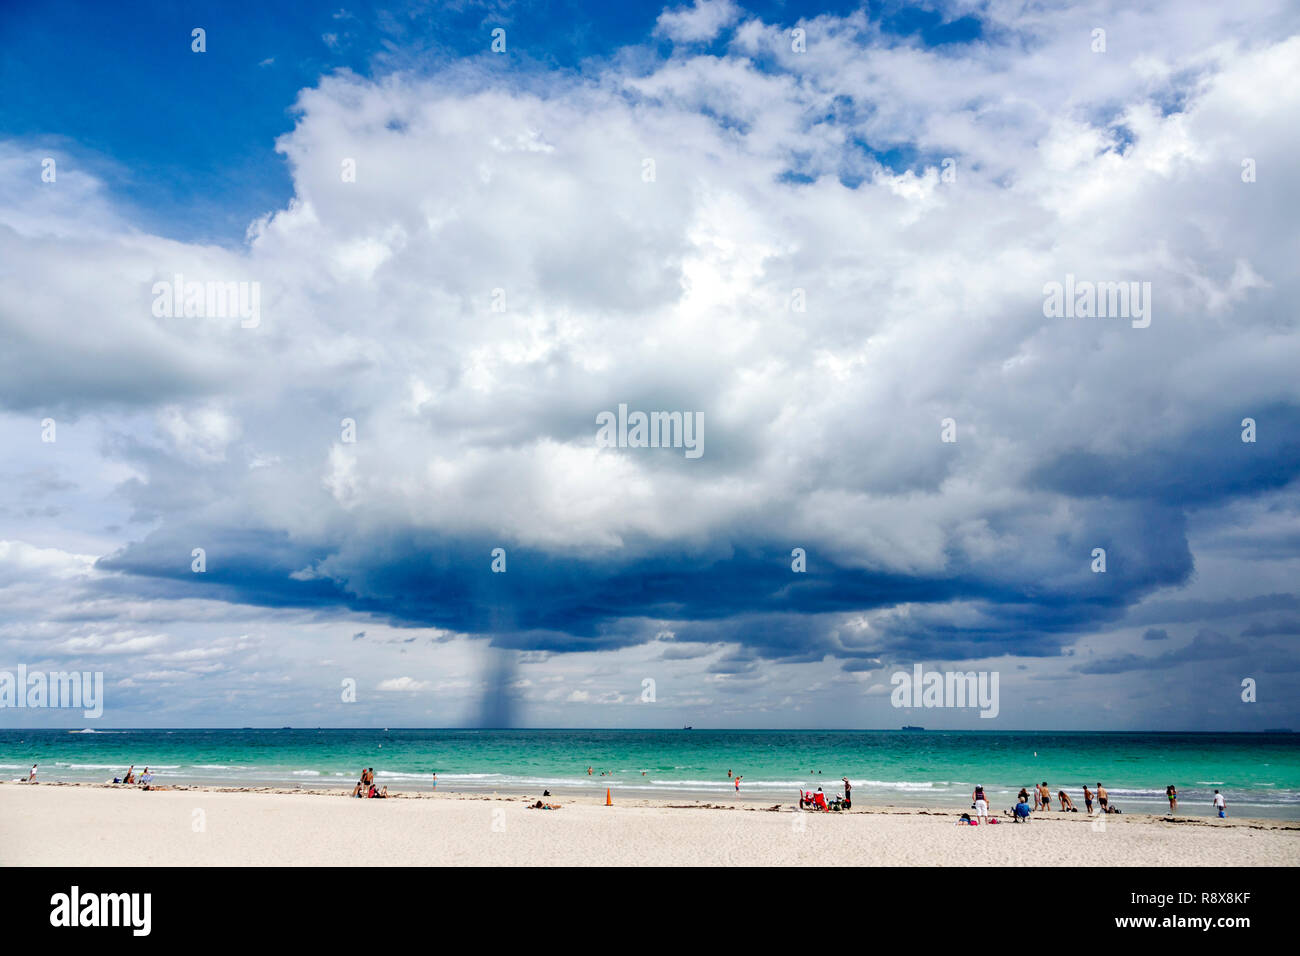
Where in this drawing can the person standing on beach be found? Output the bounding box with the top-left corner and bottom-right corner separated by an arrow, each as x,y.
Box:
28,764 -> 36,782
1213,790 -> 1227,818
431,772 -> 437,790
972,784 -> 988,821
1038,781 -> 1051,811
843,777 -> 852,809
1096,782 -> 1108,812
1166,785 -> 1178,813
734,775 -> 742,793
1083,784 -> 1093,814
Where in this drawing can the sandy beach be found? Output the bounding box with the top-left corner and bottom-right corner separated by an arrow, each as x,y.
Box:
3,781 -> 1296,866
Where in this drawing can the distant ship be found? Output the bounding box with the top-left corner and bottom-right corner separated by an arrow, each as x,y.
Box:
901,725 -> 924,731
683,725 -> 693,730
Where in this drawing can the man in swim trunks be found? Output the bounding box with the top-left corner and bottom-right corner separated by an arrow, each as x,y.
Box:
1083,784 -> 1093,814
1096,782 -> 1108,811
1057,789 -> 1075,811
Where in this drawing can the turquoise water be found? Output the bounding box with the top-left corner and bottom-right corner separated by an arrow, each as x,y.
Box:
2,729 -> 1297,819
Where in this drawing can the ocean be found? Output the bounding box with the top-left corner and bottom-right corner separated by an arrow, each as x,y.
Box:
2,728 -> 1297,819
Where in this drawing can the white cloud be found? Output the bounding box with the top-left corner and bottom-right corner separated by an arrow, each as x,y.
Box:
377,676 -> 431,691
655,0 -> 741,43
1,1 -> 1298,727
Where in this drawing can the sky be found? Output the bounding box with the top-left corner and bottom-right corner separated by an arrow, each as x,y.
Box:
0,0 -> 1298,730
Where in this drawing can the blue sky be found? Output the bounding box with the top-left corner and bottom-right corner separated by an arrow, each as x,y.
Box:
1,0 -> 1299,730
1,0 -> 980,241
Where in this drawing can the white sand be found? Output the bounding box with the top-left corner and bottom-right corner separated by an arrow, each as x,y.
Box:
3,782 -> 1296,866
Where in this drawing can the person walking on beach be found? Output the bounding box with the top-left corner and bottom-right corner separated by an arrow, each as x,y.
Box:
1166,785 -> 1178,813
1082,784 -> 1093,814
734,775 -> 742,793
27,764 -> 36,783
1096,782 -> 1108,812
1213,790 -> 1227,818
972,784 -> 988,821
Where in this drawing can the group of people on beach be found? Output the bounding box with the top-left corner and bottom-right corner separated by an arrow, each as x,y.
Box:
799,777 -> 853,811
1001,782 -> 1103,821
351,766 -> 389,798
964,781 -> 1229,823
112,764 -> 166,790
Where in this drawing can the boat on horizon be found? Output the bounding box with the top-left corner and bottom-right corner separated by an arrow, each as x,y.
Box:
901,725 -> 924,731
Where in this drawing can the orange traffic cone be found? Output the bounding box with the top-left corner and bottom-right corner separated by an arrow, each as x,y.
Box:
605,787 -> 612,806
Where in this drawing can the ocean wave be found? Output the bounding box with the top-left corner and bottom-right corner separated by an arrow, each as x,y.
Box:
60,763 -> 180,770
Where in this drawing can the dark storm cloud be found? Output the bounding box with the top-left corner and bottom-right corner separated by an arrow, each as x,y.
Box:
94,496 -> 1197,665
1073,629 -> 1251,674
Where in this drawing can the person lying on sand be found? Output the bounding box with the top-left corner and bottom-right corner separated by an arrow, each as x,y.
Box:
528,801 -> 561,809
